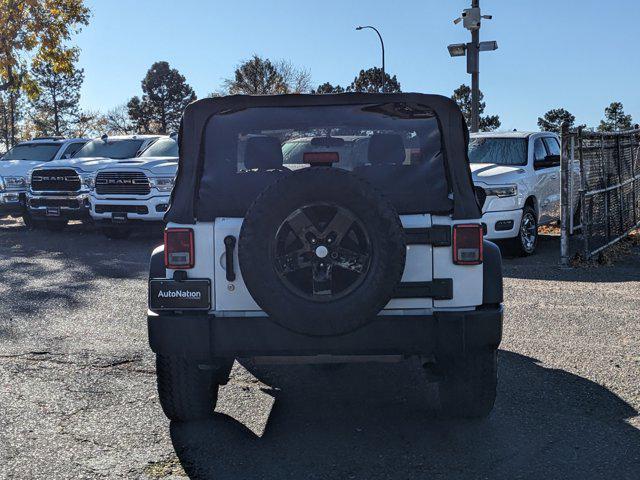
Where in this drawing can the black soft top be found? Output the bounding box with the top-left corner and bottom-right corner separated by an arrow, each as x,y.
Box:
166,93 -> 481,223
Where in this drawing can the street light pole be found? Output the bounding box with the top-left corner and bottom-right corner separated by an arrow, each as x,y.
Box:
356,25 -> 386,92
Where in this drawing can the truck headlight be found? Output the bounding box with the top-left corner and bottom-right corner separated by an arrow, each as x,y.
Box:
484,185 -> 517,198
80,173 -> 95,191
2,176 -> 27,190
150,177 -> 175,192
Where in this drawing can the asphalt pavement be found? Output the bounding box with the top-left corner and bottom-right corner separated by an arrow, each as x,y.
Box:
1,218 -> 639,479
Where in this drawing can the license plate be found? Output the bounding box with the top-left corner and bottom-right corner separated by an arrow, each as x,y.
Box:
112,212 -> 128,223
46,207 -> 60,217
149,279 -> 211,311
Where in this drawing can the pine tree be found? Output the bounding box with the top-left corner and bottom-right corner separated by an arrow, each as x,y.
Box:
128,61 -> 197,134
598,102 -> 633,132
451,84 -> 501,132
29,59 -> 84,136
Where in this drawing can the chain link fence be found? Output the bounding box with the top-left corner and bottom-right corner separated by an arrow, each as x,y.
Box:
560,125 -> 640,264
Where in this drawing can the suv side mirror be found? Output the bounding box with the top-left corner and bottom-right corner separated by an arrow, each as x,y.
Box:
535,154 -> 560,169
474,186 -> 487,209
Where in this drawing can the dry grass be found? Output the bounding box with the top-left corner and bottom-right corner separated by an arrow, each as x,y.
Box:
570,229 -> 640,267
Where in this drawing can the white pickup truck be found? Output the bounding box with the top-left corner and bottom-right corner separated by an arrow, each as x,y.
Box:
90,136 -> 178,238
27,134 -> 160,230
469,131 -> 561,255
0,137 -> 88,226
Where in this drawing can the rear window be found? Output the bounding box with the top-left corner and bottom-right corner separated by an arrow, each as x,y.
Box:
73,138 -> 145,159
199,103 -> 452,217
468,137 -> 527,166
1,143 -> 61,161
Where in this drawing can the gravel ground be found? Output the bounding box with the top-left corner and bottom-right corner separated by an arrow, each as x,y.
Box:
1,217 -> 639,479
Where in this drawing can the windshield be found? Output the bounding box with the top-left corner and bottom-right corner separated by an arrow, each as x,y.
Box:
73,138 -> 145,159
200,103 -> 452,217
139,138 -> 178,158
1,143 -> 61,161
468,137 -> 527,166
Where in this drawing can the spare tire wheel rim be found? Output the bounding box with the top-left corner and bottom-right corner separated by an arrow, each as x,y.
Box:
272,202 -> 371,302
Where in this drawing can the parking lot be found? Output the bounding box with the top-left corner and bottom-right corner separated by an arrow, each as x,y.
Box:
1,218 -> 639,479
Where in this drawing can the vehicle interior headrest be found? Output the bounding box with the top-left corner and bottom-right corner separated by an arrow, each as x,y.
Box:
367,134 -> 406,166
244,136 -> 284,170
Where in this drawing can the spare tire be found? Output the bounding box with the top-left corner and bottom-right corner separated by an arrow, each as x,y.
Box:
238,167 -> 406,336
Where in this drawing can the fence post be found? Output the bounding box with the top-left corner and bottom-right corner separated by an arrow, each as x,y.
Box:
560,122 -> 571,266
579,128 -> 591,260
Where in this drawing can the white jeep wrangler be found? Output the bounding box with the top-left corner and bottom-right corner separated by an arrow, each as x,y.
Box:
147,94 -> 504,422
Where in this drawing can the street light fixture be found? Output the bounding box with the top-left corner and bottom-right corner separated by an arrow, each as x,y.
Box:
447,43 -> 467,57
356,25 -> 386,93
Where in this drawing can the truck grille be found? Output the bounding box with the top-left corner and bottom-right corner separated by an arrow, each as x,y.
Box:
31,168 -> 81,192
95,171 -> 150,195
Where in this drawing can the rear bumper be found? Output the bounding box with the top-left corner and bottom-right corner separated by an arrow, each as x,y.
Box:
147,306 -> 503,360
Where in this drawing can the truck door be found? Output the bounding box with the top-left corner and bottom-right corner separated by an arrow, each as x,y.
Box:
542,136 -> 562,219
532,137 -> 555,224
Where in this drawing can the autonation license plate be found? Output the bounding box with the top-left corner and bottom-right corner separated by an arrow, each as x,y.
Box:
149,279 -> 211,311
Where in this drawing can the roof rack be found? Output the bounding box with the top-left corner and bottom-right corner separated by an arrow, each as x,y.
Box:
31,136 -> 65,141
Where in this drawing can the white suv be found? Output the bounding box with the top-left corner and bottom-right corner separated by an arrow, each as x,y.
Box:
469,131 -> 562,255
0,137 -> 88,226
90,136 -> 178,238
27,134 -> 160,230
147,94 -> 504,423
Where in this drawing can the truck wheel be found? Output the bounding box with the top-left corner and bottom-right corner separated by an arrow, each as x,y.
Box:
156,355 -> 232,422
102,226 -> 132,240
45,220 -> 68,231
509,206 -> 538,256
239,167 -> 406,336
437,350 -> 497,419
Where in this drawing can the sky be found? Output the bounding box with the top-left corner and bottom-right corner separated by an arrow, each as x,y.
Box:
76,0 -> 640,131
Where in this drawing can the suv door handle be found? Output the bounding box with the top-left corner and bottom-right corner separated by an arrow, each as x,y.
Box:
224,236 -> 237,282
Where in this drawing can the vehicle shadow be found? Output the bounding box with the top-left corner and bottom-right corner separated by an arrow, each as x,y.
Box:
498,234 -> 640,283
170,351 -> 640,480
0,219 -> 159,319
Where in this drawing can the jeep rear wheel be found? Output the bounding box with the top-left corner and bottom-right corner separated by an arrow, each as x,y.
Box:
239,167 -> 406,337
437,350 -> 497,419
156,355 -> 232,422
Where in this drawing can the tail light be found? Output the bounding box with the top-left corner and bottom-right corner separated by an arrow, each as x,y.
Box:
453,224 -> 483,265
164,228 -> 194,269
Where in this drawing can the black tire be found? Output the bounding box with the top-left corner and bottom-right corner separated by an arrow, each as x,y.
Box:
508,206 -> 538,256
44,220 -> 68,231
156,355 -> 232,422
238,167 -> 406,337
437,350 -> 497,419
102,226 -> 132,239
